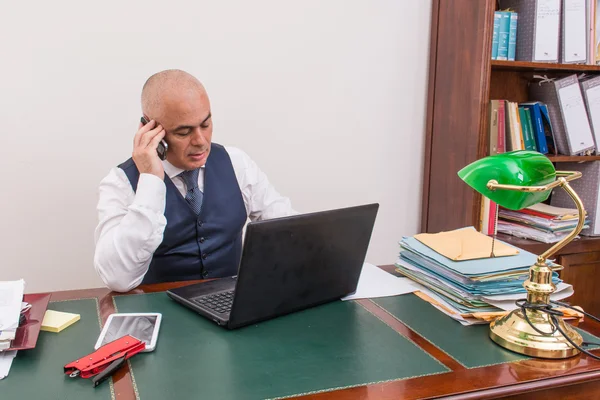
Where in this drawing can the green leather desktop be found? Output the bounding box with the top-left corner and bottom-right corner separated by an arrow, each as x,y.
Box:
3,267 -> 600,399
113,293 -> 447,400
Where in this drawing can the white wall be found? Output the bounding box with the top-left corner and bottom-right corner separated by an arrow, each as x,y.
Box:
0,0 -> 432,293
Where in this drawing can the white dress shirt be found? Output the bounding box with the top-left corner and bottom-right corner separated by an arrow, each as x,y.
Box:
94,146 -> 297,292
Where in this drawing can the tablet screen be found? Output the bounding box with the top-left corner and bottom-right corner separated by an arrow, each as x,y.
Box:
100,315 -> 158,347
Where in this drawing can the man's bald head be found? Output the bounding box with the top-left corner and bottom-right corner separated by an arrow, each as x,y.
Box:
141,69 -> 208,119
138,69 -> 214,171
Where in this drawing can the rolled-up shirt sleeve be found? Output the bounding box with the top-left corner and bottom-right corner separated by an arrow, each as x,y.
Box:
93,168 -> 167,292
226,146 -> 298,221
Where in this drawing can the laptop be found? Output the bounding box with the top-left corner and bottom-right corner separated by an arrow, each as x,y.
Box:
166,203 -> 379,329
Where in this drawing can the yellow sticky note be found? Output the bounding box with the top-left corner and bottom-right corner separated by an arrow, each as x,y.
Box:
41,310 -> 80,333
414,227 -> 519,261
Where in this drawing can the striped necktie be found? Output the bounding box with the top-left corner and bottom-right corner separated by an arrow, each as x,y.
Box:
179,169 -> 203,215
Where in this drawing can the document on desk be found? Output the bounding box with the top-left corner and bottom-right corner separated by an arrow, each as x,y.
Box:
401,230 -> 538,276
483,282 -> 574,311
0,280 -> 25,331
0,350 -> 17,379
341,263 -> 419,301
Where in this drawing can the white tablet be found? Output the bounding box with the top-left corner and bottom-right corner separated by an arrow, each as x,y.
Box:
95,313 -> 162,352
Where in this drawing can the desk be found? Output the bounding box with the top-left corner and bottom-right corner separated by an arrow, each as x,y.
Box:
21,266 -> 600,399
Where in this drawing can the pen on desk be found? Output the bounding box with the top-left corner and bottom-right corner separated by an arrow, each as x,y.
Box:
92,353 -> 128,388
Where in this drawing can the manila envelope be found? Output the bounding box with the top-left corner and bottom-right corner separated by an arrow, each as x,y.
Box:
414,228 -> 519,261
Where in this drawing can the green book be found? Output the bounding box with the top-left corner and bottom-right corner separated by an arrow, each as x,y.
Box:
518,106 -> 536,151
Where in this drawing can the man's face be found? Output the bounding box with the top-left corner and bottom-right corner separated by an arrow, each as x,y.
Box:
153,88 -> 213,171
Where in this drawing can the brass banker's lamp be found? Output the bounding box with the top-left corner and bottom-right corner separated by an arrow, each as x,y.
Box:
458,150 -> 586,359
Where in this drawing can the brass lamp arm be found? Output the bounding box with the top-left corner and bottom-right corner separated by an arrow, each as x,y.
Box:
486,171 -> 582,192
538,182 -> 586,261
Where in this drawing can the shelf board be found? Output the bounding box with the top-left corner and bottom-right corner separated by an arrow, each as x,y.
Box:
546,155 -> 600,163
496,233 -> 600,256
491,60 -> 600,73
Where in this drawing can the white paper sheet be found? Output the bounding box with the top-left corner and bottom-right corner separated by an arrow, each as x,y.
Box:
497,220 -> 575,243
0,280 -> 25,331
0,350 -> 17,380
341,263 -> 419,301
0,329 -> 16,346
482,282 -> 571,302
483,283 -> 574,311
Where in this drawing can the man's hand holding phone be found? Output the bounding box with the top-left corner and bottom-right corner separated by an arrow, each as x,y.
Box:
133,118 -> 166,180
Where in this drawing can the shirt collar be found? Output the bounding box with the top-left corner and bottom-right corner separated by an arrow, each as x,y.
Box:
162,160 -> 205,179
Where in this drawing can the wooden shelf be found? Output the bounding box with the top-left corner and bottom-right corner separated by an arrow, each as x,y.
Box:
546,155 -> 600,163
491,60 -> 600,73
497,233 -> 600,256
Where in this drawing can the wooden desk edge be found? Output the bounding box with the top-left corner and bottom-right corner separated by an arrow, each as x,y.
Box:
33,266 -> 600,400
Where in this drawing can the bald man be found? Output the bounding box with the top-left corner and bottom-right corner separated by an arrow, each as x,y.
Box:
94,70 -> 297,292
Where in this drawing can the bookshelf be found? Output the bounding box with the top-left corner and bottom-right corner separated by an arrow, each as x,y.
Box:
498,233 -> 600,256
547,155 -> 600,162
422,0 -> 600,315
491,60 -> 600,73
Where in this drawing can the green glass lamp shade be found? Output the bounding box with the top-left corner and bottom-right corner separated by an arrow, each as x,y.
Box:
457,151 -> 556,210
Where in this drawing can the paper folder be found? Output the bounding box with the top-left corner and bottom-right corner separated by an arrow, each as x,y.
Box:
414,228 -> 519,261
401,227 -> 538,276
6,293 -> 51,351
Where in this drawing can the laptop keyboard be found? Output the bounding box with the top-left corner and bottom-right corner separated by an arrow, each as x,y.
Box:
193,290 -> 234,314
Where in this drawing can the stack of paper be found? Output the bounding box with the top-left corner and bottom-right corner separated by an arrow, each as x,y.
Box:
396,227 -> 573,325
0,280 -> 25,380
0,280 -> 25,351
498,203 -> 588,243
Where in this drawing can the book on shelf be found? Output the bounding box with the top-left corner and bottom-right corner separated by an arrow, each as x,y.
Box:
520,102 -> 549,153
492,10 -> 517,61
487,100 -> 554,156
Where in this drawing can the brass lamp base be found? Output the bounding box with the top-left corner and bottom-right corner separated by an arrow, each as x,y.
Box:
490,308 -> 583,359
